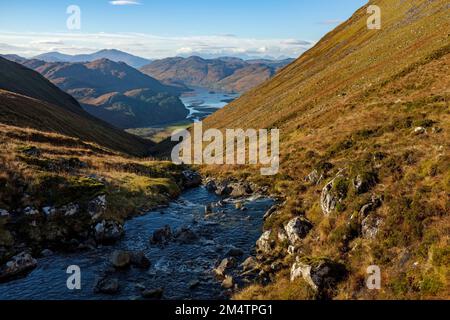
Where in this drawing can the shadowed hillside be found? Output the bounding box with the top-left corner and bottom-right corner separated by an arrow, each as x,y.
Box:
16,58 -> 190,128
201,0 -> 449,299
0,57 -> 153,156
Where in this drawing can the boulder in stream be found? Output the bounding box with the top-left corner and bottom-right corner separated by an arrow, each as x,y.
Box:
130,251 -> 151,269
0,252 -> 37,283
110,250 -> 131,268
94,277 -> 120,294
94,220 -> 124,244
150,225 -> 172,245
141,288 -> 164,299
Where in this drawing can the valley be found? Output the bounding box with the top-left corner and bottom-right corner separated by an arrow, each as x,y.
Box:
0,0 -> 448,303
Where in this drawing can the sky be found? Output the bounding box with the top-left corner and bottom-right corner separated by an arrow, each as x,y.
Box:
0,0 -> 367,59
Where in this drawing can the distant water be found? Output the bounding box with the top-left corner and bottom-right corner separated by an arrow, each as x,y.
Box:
180,88 -> 240,122
0,187 -> 273,300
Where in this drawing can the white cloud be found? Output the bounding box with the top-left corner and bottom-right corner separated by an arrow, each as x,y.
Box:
109,1 -> 141,5
0,31 -> 313,59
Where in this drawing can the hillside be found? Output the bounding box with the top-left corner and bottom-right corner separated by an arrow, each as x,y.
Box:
0,57 -> 153,156
0,122 -> 192,269
140,56 -> 293,93
33,49 -> 152,68
18,58 -> 189,128
201,0 -> 450,299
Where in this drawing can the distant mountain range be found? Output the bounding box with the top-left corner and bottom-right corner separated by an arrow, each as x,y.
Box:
0,57 -> 153,156
32,49 -> 152,69
140,56 -> 294,93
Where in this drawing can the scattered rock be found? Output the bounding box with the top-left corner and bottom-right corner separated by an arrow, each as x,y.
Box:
215,181 -> 233,196
362,215 -> 383,239
150,225 -> 172,245
141,288 -> 164,299
226,247 -> 244,257
205,180 -> 217,193
88,195 -> 107,218
40,249 -> 53,257
0,209 -> 9,217
222,275 -> 234,289
277,229 -> 288,243
42,206 -> 56,216
320,173 -> 346,215
358,195 -> 382,217
256,231 -> 273,254
130,251 -> 151,269
353,173 -> 377,195
205,204 -> 213,215
305,169 -> 323,185
60,203 -> 80,217
271,261 -> 283,272
287,245 -> 297,256
189,280 -> 200,289
94,277 -> 119,294
230,182 -> 253,198
241,257 -> 258,272
214,257 -> 237,278
290,257 -> 347,292
23,207 -> 39,216
234,202 -> 243,210
0,252 -> 37,282
174,227 -> 199,244
284,217 -> 313,245
94,220 -> 124,244
182,170 -> 202,188
414,127 -> 426,135
263,205 -> 279,221
110,250 -> 131,268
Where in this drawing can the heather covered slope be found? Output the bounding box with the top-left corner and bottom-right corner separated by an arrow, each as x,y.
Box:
202,0 -> 449,299
0,58 -> 153,156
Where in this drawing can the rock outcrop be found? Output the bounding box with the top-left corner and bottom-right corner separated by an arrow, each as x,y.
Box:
94,220 -> 124,244
110,250 -> 131,268
284,217 -> 313,245
150,225 -> 172,245
256,231 -> 273,254
290,257 -> 347,293
0,252 -> 37,282
182,170 -> 202,188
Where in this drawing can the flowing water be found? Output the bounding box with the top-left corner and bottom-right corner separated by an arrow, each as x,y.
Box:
0,187 -> 273,300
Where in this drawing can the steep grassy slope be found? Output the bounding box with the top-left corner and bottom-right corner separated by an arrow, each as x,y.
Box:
0,57 -> 82,114
0,123 -> 187,264
82,89 -> 188,129
0,58 -> 153,156
202,0 -> 449,299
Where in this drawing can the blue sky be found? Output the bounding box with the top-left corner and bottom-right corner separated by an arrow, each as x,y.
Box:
0,0 -> 367,59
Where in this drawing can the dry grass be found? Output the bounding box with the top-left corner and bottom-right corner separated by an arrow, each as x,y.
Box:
200,0 -> 450,299
0,123 -> 186,260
